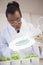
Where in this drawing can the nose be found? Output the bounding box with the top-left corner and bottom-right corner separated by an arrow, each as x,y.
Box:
18,21 -> 21,24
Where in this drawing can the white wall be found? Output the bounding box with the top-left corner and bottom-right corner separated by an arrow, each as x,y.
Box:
0,13 -> 8,32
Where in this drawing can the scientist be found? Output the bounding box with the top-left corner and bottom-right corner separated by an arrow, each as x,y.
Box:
0,1 -> 41,57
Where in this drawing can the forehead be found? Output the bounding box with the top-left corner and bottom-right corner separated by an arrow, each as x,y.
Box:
7,11 -> 21,21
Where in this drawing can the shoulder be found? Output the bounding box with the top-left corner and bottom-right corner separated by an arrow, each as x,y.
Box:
0,24 -> 11,43
0,24 -> 11,40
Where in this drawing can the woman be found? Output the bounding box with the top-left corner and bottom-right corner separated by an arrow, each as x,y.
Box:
0,1 -> 40,57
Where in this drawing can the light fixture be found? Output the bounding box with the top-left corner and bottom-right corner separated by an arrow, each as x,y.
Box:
9,36 -> 35,51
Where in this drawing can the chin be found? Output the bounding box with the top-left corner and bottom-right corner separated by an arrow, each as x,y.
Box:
16,28 -> 21,33
17,30 -> 20,33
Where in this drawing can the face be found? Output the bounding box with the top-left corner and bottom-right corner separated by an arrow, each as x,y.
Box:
7,11 -> 22,31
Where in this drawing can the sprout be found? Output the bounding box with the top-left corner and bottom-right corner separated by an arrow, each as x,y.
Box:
0,57 -> 7,62
23,54 -> 38,59
30,54 -> 38,58
23,55 -> 30,59
0,57 -> 11,62
11,54 -> 20,60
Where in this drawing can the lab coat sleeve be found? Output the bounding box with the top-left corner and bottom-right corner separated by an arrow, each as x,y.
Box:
0,34 -> 11,57
0,33 -> 8,48
32,44 -> 40,57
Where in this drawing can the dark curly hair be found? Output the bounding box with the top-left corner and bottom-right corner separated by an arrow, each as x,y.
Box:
6,1 -> 22,17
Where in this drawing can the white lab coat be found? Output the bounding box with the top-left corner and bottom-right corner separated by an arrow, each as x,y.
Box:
0,18 -> 41,57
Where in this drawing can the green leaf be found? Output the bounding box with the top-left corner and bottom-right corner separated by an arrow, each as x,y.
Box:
11,54 -> 20,60
0,57 -> 11,61
30,55 -> 38,58
23,55 -> 30,59
0,57 -> 7,61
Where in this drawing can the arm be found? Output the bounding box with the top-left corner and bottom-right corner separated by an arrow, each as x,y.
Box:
0,34 -> 11,57
32,44 -> 40,57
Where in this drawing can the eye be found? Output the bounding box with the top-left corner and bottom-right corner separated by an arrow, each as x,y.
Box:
17,18 -> 21,22
9,20 -> 15,24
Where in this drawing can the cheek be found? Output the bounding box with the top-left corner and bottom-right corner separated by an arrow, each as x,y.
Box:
12,23 -> 20,28
12,22 -> 22,28
15,23 -> 21,27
